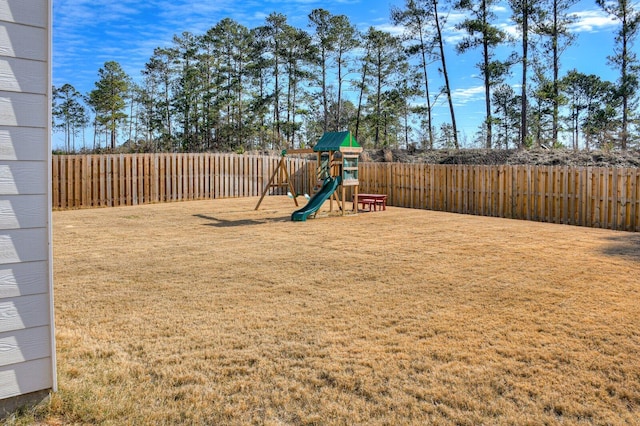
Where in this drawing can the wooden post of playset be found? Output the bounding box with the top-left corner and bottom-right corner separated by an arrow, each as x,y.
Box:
255,148 -> 314,210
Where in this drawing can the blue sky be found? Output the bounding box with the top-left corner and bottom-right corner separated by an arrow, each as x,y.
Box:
52,0 -> 624,148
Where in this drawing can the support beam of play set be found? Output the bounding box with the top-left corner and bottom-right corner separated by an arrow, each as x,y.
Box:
283,148 -> 314,155
254,149 -> 313,210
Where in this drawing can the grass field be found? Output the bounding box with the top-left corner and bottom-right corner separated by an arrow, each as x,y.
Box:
12,197 -> 640,425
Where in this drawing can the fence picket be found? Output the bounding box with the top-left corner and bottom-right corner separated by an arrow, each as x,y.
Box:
52,156 -> 59,209
59,157 -> 66,210
631,168 -> 638,231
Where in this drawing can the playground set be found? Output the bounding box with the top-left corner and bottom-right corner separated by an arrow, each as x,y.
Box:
254,131 -> 364,221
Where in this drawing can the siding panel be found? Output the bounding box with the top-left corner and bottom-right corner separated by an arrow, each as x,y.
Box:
0,357 -> 52,399
0,22 -> 46,61
0,161 -> 46,194
0,195 -> 47,229
0,294 -> 50,333
0,57 -> 47,94
0,0 -> 47,27
0,126 -> 47,161
0,229 -> 48,265
0,262 -> 48,298
0,326 -> 50,367
0,92 -> 47,127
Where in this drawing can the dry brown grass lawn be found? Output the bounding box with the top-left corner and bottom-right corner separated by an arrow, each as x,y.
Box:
33,197 -> 640,424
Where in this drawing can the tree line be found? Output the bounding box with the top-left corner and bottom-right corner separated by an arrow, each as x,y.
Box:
52,0 -> 640,154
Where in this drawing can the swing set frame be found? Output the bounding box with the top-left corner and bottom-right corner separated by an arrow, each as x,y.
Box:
254,149 -> 314,210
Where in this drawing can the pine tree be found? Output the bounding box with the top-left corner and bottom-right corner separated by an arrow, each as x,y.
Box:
88,61 -> 130,150
308,9 -> 334,133
391,0 -> 436,148
492,84 -> 519,149
509,0 -> 545,149
361,28 -> 407,148
456,0 -> 511,149
329,14 -> 359,132
432,0 -> 459,149
257,13 -> 289,147
562,70 -> 616,150
53,84 -> 89,152
535,0 -> 577,146
282,25 -> 315,146
204,19 -> 253,151
143,48 -> 175,149
170,32 -> 201,151
596,0 -> 640,149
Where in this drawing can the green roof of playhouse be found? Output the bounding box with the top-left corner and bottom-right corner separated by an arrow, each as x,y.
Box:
313,131 -> 362,152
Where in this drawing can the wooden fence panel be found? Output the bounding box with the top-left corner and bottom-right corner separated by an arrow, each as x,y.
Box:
51,154 -> 639,232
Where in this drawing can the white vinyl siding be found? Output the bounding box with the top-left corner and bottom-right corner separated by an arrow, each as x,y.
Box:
0,127 -> 48,161
0,161 -> 47,194
0,326 -> 51,366
0,358 -> 52,399
0,0 -> 47,28
0,262 -> 49,298
0,0 -> 55,403
0,57 -> 48,94
0,93 -> 48,127
0,195 -> 47,229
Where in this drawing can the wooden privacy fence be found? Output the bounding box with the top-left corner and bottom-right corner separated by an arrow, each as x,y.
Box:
52,154 -> 640,232
52,153 -> 316,210
359,163 -> 640,232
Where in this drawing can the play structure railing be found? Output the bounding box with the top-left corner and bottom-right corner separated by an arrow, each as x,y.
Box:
52,154 -> 640,232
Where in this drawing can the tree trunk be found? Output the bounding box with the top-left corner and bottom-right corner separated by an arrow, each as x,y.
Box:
483,0 -> 493,149
418,28 -> 434,149
621,21 -> 628,150
520,2 -> 529,150
433,0 -> 459,150
552,0 -> 559,146
355,57 -> 369,143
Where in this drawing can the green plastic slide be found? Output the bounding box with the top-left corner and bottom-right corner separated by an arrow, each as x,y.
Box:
291,177 -> 340,221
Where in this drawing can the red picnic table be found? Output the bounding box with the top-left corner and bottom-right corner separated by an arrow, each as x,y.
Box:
354,193 -> 387,211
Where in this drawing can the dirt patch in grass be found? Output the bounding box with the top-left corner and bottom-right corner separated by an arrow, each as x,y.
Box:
43,197 -> 640,424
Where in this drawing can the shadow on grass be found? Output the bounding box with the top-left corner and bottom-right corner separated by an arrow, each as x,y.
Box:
601,233 -> 640,262
193,213 -> 290,227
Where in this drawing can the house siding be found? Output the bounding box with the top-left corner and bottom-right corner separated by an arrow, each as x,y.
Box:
0,0 -> 55,406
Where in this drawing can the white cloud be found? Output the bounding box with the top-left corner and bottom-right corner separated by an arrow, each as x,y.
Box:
452,85 -> 485,106
374,23 -> 404,36
499,21 -> 520,40
443,10 -> 467,28
569,10 -> 618,33
444,28 -> 466,46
